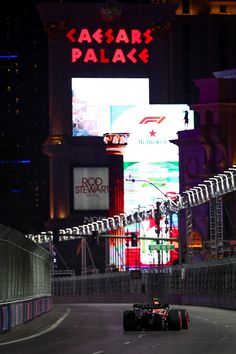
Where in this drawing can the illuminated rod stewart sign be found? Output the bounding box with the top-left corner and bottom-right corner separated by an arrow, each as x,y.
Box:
66,28 -> 155,64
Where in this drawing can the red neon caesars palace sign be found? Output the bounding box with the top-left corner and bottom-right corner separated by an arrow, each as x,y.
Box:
66,27 -> 155,64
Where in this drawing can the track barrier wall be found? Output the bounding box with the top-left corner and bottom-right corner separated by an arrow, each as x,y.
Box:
1,220 -> 235,334
0,224 -> 52,334
52,257 -> 236,310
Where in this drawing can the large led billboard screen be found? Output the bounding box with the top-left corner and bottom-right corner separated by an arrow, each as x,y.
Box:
72,78 -> 150,137
71,78 -> 194,267
109,104 -> 194,208
109,104 -> 194,267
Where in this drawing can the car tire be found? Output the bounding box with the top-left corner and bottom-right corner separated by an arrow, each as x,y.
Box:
123,310 -> 137,331
168,309 -> 182,331
181,309 -> 190,329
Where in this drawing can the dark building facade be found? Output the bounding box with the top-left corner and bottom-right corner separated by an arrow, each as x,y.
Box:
0,3 -> 49,233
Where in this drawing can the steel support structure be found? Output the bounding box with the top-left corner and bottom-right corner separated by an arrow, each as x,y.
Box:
210,196 -> 223,259
185,202 -> 193,261
28,165 -> 236,264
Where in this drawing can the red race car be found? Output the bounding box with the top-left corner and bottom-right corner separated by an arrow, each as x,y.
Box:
123,298 -> 190,331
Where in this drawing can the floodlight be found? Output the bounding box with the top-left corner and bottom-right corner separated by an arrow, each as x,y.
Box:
188,189 -> 198,205
216,173 -> 230,193
209,177 -> 220,193
227,167 -> 236,188
183,190 -> 194,206
198,184 -> 209,199
78,226 -> 84,235
92,222 -> 99,231
223,171 -> 233,189
87,223 -> 93,233
192,186 -> 204,202
97,220 -> 105,232
108,217 -> 115,229
114,215 -> 121,227
72,227 -> 79,234
102,218 -> 110,231
82,224 -> 90,235
119,213 -> 127,226
204,179 -> 215,197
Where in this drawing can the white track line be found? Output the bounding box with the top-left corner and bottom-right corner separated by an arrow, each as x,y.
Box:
0,308 -> 71,346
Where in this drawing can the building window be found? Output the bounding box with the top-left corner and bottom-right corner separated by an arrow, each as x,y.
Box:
182,0 -> 190,14
218,23 -> 228,46
219,5 -> 227,13
218,23 -> 228,69
182,24 -> 190,52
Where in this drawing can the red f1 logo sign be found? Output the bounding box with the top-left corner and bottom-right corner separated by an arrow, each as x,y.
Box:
139,116 -> 166,124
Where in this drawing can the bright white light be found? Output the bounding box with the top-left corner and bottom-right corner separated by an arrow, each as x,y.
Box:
192,187 -> 204,201
72,78 -> 149,136
209,177 -> 220,193
214,175 -> 226,192
198,184 -> 209,199
222,171 -> 233,189
183,191 -> 192,205
188,190 -> 197,204
204,180 -> 214,196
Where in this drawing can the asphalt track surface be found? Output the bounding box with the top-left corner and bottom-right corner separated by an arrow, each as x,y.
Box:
0,303 -> 236,354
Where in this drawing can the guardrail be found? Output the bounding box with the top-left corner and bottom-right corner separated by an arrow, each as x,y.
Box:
52,257 -> 236,309
0,224 -> 53,334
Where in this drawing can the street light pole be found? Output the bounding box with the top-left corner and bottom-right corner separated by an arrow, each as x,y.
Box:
125,177 -> 166,196
125,177 -> 178,209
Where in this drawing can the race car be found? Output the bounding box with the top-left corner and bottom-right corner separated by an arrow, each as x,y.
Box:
123,299 -> 190,331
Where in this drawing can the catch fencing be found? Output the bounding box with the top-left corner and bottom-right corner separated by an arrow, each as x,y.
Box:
52,257 -> 236,309
0,224 -> 52,334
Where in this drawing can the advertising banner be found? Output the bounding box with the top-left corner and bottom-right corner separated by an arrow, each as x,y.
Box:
73,167 -> 109,210
110,104 -> 194,210
108,104 -> 193,267
72,78 -> 149,137
71,78 -> 194,266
